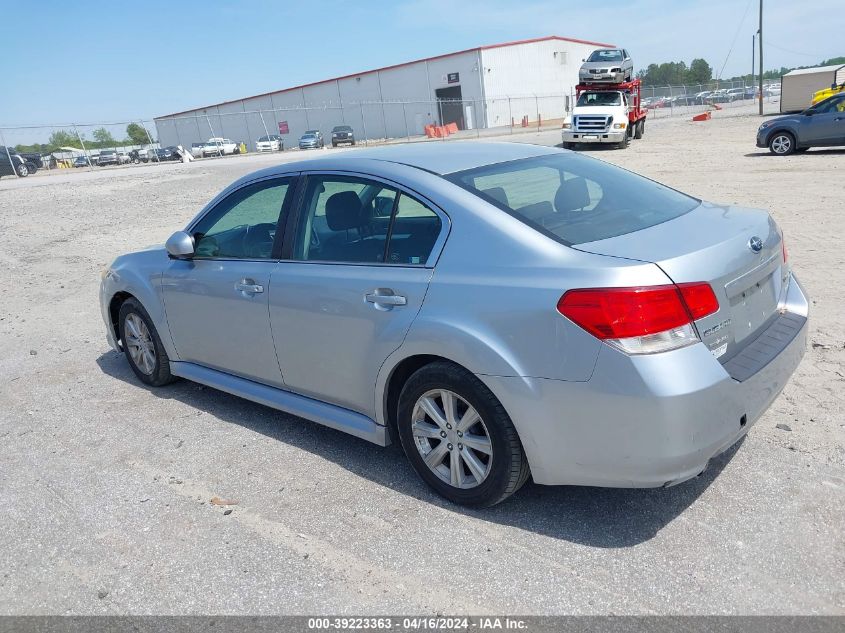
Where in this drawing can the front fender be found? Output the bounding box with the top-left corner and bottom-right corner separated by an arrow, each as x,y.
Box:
99,248 -> 178,359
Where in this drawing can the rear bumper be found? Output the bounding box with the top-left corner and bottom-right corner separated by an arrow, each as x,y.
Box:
479,273 -> 809,487
563,130 -> 626,144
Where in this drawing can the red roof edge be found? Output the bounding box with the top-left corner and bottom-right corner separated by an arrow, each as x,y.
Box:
156,35 -> 616,120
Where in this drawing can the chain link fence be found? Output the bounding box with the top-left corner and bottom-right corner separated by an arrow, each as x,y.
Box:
1,82 -> 782,179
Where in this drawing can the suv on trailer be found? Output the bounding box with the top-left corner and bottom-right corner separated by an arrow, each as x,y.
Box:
757,93 -> 845,155
579,49 -> 633,83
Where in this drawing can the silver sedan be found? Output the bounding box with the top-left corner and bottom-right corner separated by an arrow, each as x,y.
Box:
99,142 -> 808,506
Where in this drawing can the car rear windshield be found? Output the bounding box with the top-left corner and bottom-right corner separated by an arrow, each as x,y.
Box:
446,153 -> 699,245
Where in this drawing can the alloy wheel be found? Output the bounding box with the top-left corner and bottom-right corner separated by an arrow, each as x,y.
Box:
124,313 -> 156,375
771,134 -> 791,154
411,389 -> 493,489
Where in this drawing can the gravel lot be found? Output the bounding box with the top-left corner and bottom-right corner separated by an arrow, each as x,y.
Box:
1,107 -> 843,615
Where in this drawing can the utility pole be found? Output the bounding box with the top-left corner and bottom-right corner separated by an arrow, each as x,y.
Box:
751,34 -> 755,88
758,0 -> 764,115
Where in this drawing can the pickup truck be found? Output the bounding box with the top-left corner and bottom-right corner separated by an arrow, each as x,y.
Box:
561,79 -> 646,150
202,138 -> 239,157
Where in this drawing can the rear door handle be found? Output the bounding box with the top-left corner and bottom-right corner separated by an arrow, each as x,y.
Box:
365,289 -> 407,310
235,278 -> 264,295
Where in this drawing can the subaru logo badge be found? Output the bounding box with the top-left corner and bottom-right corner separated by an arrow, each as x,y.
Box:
748,236 -> 763,253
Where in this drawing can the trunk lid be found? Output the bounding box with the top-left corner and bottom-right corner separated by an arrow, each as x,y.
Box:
574,202 -> 788,362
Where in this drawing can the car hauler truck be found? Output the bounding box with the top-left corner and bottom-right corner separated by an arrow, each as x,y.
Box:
562,78 -> 647,150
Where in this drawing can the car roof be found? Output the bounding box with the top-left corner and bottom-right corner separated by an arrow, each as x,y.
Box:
315,141 -> 557,175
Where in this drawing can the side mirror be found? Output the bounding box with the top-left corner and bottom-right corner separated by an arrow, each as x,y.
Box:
165,231 -> 195,259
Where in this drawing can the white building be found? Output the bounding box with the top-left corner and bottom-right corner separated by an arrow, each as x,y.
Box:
154,35 -> 614,150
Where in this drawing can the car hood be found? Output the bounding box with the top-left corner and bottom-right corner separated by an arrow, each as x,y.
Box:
761,113 -> 804,127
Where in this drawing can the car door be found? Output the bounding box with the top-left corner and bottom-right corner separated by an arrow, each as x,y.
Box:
161,176 -> 296,387
269,172 -> 447,417
802,95 -> 845,145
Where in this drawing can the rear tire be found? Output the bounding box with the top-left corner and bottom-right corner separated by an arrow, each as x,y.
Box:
634,120 -> 644,139
118,298 -> 175,387
397,361 -> 530,507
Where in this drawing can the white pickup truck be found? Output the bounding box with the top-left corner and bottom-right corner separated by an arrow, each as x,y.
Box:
202,138 -> 239,157
561,80 -> 646,150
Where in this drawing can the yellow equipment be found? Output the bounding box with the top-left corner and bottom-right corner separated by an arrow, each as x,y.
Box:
812,83 -> 844,105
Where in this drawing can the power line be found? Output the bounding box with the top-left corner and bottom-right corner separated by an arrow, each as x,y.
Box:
717,0 -> 755,80
764,42 -> 827,58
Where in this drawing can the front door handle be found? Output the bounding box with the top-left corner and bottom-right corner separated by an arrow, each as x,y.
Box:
235,278 -> 264,295
365,289 -> 407,310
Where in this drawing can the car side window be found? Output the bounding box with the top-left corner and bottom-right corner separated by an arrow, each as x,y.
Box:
293,176 -> 398,264
192,178 -> 290,260
292,175 -> 443,265
385,194 -> 442,265
817,95 -> 845,114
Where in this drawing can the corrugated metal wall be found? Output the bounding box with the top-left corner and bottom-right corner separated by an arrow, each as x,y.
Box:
154,49 -> 484,149
481,39 -> 599,127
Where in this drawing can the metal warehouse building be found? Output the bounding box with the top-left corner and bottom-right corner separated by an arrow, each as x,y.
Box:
154,35 -> 613,150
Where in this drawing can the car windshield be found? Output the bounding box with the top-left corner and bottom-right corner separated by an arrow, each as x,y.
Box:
258,136 -> 271,142
302,133 -> 316,139
333,126 -> 352,132
588,50 -> 623,62
305,130 -> 319,135
576,92 -> 622,107
446,153 -> 699,245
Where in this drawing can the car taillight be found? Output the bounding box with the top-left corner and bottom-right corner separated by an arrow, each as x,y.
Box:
557,283 -> 719,355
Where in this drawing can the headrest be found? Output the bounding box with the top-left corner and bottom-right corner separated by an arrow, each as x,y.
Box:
554,177 -> 591,213
326,191 -> 364,230
482,186 -> 510,207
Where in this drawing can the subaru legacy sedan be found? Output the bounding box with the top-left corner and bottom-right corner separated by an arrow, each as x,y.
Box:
100,142 -> 808,506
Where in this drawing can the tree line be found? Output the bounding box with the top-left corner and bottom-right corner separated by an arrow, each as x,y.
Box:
14,123 -> 155,154
637,56 -> 845,87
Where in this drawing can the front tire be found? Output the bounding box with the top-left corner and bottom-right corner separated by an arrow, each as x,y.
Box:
118,298 -> 175,387
397,361 -> 529,507
769,131 -> 795,156
16,163 -> 29,177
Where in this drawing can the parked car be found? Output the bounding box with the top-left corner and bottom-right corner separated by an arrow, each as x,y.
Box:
19,152 -> 44,169
726,88 -> 746,101
298,130 -> 324,149
190,143 -> 205,159
100,142 -> 808,507
757,92 -> 845,155
73,155 -> 90,168
202,138 -> 238,157
127,149 -> 151,164
256,135 -> 284,152
691,91 -> 712,105
578,48 -> 634,84
153,146 -> 183,161
0,147 -> 29,177
709,90 -> 731,104
97,150 -> 130,166
331,125 -> 355,147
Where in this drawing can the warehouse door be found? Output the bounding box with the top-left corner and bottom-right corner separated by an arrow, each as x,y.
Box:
435,86 -> 465,130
